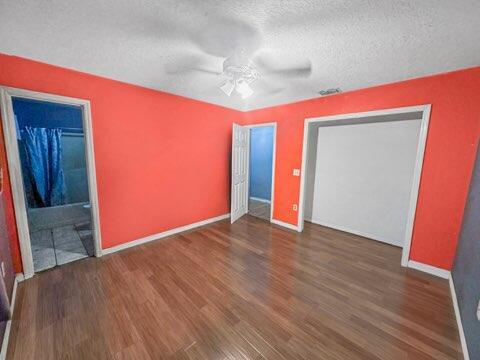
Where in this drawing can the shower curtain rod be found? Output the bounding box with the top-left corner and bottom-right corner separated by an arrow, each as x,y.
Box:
60,127 -> 84,137
62,132 -> 84,137
61,127 -> 83,132
19,127 -> 84,139
21,126 -> 83,133
59,127 -> 84,136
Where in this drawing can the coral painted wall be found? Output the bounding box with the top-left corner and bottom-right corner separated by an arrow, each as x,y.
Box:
0,54 -> 242,272
244,66 -> 480,270
0,53 -> 478,273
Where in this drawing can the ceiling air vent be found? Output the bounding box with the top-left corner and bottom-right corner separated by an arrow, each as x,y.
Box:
318,88 -> 341,96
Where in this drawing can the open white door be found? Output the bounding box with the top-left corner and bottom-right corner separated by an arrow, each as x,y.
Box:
231,124 -> 249,223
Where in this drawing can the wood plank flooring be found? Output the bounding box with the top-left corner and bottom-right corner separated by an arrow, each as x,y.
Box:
248,198 -> 270,221
7,215 -> 462,359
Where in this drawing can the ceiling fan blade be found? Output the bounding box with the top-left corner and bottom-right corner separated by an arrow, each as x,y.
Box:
253,80 -> 284,96
263,66 -> 312,78
191,17 -> 262,57
253,52 -> 312,79
165,66 -> 222,75
164,54 -> 222,75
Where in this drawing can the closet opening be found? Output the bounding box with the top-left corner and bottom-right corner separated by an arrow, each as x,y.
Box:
298,105 -> 431,266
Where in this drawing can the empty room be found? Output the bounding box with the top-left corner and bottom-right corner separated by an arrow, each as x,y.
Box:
0,1 -> 479,359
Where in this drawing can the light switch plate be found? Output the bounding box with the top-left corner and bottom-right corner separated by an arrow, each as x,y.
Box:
293,169 -> 300,176
477,299 -> 480,321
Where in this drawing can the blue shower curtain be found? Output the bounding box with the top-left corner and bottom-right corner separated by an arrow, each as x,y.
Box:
23,127 -> 66,207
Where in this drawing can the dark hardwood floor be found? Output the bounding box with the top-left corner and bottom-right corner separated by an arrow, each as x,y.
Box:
7,215 -> 462,359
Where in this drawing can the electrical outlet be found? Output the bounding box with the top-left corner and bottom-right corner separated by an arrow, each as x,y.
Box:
293,204 -> 298,211
293,169 -> 300,176
1,262 -> 5,278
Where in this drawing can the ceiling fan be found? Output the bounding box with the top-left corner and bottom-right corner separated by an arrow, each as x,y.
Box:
218,52 -> 259,98
164,18 -> 312,99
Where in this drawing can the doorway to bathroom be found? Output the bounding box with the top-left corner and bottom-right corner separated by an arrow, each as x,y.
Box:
0,87 -> 102,278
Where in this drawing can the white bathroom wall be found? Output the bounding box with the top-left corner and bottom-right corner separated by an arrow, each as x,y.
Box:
61,135 -> 89,204
310,118 -> 421,247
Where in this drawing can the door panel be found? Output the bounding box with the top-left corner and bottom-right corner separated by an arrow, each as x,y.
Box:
231,124 -> 249,223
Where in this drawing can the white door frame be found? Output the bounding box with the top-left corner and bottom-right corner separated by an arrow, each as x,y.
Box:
245,122 -> 277,222
297,105 -> 431,267
0,86 -> 103,279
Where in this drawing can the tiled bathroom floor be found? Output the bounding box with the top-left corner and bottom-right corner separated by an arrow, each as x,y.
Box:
30,223 -> 94,272
28,203 -> 94,272
28,203 -> 91,232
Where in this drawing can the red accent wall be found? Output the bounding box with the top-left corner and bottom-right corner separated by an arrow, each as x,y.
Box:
1,53 -> 478,272
244,67 -> 480,270
0,54 -> 242,272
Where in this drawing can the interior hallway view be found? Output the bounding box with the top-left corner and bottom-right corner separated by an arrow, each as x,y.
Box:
248,126 -> 274,221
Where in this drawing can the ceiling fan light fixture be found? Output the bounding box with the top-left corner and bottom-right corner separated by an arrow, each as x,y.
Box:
219,54 -> 259,99
236,79 -> 253,99
220,80 -> 235,96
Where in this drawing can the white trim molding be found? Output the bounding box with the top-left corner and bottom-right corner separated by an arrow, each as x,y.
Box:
449,276 -> 470,360
271,219 -> 301,232
0,273 -> 24,360
102,214 -> 230,255
407,260 -> 451,279
0,86 -> 103,279
297,105 -> 432,268
310,220 -> 400,247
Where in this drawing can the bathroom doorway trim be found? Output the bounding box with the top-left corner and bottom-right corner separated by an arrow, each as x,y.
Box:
0,86 -> 103,279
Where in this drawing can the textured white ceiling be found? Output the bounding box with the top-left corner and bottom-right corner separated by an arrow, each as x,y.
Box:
1,0 -> 479,111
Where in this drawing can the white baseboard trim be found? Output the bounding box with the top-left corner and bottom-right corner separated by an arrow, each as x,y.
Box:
102,214 -> 230,255
249,197 -> 271,204
309,219 -> 401,247
407,260 -> 451,279
449,276 -> 470,360
12,273 -> 24,283
0,273 -> 23,360
271,219 -> 300,232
